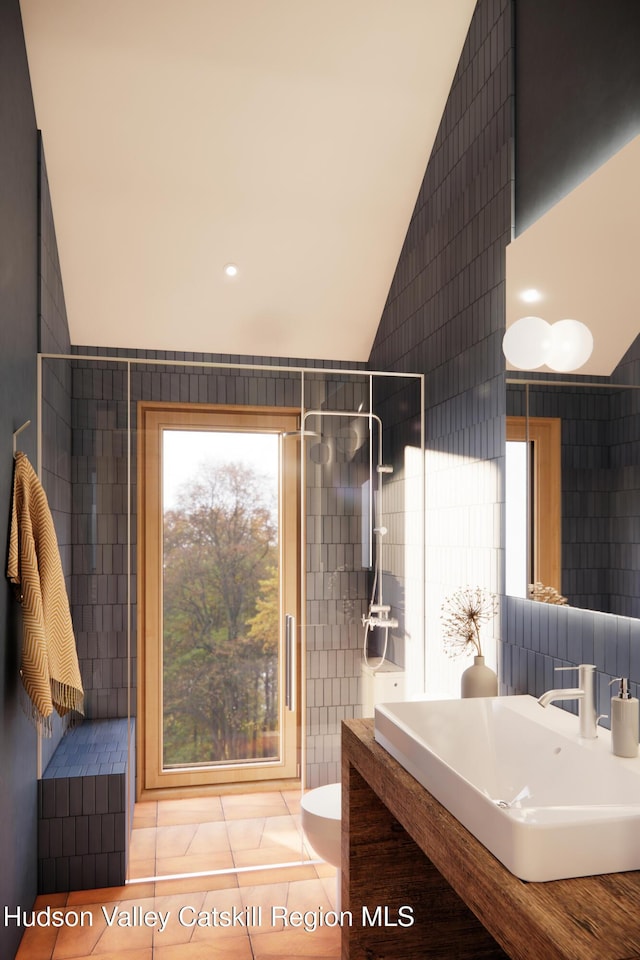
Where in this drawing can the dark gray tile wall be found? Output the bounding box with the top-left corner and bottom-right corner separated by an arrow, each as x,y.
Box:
75,345 -> 365,372
368,0 -> 513,693
69,361 -> 131,720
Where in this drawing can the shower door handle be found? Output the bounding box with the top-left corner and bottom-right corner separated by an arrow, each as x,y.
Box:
285,614 -> 296,712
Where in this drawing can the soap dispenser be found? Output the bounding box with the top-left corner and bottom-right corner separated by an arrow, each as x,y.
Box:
609,678 -> 639,758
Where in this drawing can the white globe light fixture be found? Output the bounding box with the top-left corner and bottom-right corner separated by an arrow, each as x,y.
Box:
546,318 -> 594,372
502,316 -> 552,369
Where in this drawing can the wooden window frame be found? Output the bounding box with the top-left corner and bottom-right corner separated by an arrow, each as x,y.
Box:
137,401 -> 301,797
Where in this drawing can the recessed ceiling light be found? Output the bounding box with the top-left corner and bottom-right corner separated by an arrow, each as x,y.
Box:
520,288 -> 542,303
224,263 -> 239,278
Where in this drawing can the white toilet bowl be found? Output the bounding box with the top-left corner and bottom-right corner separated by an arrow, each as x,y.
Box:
301,782 -> 342,906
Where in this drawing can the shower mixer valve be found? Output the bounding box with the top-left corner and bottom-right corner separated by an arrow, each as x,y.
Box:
362,607 -> 398,631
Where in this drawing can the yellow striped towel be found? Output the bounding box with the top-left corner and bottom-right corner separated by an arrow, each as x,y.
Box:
7,451 -> 84,734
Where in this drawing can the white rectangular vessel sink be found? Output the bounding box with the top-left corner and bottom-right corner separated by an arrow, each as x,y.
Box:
374,695 -> 640,882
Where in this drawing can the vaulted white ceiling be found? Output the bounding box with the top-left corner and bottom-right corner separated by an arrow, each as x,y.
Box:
19,0 -> 476,361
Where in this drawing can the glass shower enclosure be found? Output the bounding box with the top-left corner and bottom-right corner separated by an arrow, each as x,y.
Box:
38,353 -> 424,881
301,370 -> 424,787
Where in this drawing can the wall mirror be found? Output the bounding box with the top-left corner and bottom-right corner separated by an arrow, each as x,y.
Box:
503,135 -> 640,618
505,370 -> 640,618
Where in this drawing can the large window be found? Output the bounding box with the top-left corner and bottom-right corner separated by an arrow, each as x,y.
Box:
138,403 -> 299,793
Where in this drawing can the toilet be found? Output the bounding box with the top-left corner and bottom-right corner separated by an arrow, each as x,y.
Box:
300,662 -> 407,908
301,782 -> 342,906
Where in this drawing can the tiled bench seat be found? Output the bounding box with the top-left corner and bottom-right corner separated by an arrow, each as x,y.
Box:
37,718 -> 134,893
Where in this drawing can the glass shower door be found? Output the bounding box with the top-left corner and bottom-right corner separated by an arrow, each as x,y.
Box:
302,373 -> 373,789
302,371 -> 425,789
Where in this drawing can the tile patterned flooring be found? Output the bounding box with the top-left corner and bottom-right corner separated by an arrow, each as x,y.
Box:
15,790 -> 340,960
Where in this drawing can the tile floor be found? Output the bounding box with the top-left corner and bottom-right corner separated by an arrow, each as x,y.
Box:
15,789 -> 341,960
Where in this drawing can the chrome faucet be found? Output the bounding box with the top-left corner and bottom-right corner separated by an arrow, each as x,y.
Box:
537,663 -> 599,739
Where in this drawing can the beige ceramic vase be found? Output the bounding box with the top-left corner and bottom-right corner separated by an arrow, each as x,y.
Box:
461,655 -> 498,698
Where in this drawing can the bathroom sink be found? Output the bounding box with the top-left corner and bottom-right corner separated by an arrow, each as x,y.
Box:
374,694 -> 640,882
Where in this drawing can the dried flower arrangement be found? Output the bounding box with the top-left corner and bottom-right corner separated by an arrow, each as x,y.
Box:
441,585 -> 498,658
528,582 -> 568,605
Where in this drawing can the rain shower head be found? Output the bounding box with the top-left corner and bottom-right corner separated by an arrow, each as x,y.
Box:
376,464 -> 394,474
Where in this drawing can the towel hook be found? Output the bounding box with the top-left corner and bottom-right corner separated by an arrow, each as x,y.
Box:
13,420 -> 31,456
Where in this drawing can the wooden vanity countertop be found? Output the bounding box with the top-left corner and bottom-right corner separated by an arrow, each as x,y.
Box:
342,718 -> 640,960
